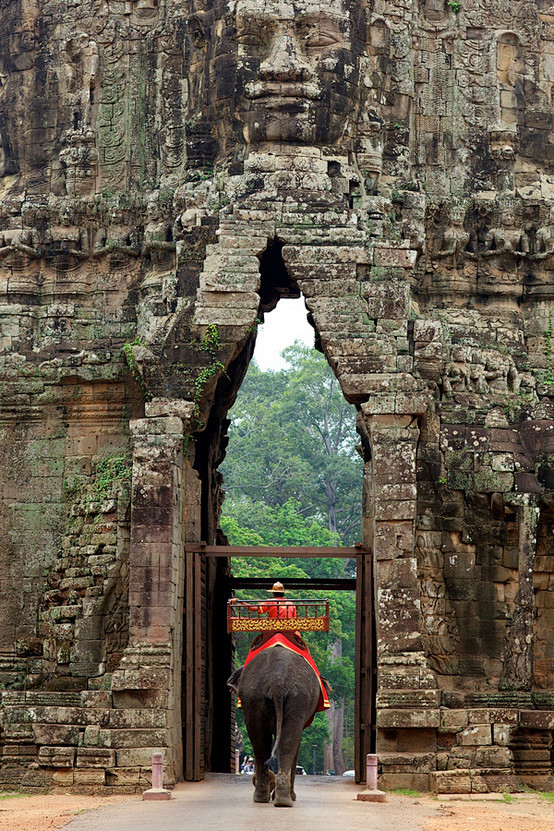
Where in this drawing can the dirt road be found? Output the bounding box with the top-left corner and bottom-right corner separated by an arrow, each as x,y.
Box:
0,775 -> 552,831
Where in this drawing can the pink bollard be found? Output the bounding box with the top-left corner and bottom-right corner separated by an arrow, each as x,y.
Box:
366,754 -> 378,790
152,753 -> 164,789
142,752 -> 172,801
357,753 -> 386,803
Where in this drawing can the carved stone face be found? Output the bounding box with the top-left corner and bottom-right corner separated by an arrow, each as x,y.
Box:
500,208 -> 516,228
235,0 -> 363,146
10,29 -> 36,71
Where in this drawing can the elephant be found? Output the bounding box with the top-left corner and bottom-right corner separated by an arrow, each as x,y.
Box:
228,644 -> 325,807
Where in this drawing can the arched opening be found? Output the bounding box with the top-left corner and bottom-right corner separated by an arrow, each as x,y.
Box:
183,236 -> 374,781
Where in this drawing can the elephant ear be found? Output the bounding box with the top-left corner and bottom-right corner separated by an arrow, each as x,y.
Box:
321,675 -> 333,695
227,666 -> 243,693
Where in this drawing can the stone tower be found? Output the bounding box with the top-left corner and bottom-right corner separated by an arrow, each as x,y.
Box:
0,0 -> 553,793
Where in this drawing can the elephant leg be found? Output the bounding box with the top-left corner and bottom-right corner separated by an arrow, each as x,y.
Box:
274,711 -> 306,807
253,762 -> 273,803
249,728 -> 273,803
274,772 -> 293,808
290,749 -> 299,802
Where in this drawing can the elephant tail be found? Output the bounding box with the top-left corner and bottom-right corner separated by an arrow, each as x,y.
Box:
268,691 -> 284,764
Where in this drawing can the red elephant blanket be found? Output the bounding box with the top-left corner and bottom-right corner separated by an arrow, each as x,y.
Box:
242,633 -> 330,727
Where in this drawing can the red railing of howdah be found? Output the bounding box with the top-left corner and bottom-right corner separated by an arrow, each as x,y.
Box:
227,598 -> 329,634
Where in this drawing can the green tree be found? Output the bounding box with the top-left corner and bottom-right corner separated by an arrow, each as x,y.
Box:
220,343 -> 362,544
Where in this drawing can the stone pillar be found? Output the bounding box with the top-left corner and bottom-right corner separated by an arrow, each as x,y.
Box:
362,411 -> 439,791
127,414 -> 184,647
500,494 -> 539,691
365,413 -> 422,658
111,402 -> 192,785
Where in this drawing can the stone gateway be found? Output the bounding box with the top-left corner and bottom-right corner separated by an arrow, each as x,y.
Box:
0,0 -> 553,795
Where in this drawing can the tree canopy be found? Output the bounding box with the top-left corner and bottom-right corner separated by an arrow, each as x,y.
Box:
220,343 -> 362,544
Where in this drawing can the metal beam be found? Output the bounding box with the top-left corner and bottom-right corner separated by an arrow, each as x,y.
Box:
184,544 -> 367,558
231,577 -> 356,592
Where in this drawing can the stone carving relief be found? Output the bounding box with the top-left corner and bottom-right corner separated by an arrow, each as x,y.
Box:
61,34 -> 99,129
44,203 -> 90,267
124,0 -> 161,26
59,129 -> 99,196
497,32 -> 524,88
93,205 -> 140,265
422,0 -> 448,23
434,203 -> 470,268
484,198 -> 529,260
533,205 -> 554,262
9,27 -> 37,72
97,40 -> 128,189
235,0 -> 365,148
0,202 -> 40,269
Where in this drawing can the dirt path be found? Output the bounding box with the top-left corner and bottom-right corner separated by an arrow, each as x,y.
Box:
0,792 -> 131,831
0,778 -> 552,831
424,795 -> 554,831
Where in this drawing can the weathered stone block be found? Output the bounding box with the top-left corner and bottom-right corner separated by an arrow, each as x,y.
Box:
38,746 -> 76,768
73,768 -> 106,785
377,689 -> 440,709
33,725 -> 81,746
493,724 -> 516,746
52,769 -> 75,786
379,773 -> 430,791
440,710 -> 468,729
76,748 -> 116,768
373,247 -> 417,269
458,725 -> 492,746
519,711 -> 554,729
380,752 -> 436,773
108,729 -> 166,748
376,558 -> 418,589
473,746 -> 512,768
430,770 -> 471,794
377,709 -> 440,729
116,748 -> 166,767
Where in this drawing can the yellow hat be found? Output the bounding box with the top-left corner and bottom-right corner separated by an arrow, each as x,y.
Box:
270,581 -> 285,593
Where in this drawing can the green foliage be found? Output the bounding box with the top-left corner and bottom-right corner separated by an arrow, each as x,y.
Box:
194,361 -> 226,422
391,788 -> 421,797
448,0 -> 461,11
193,325 -> 226,426
222,498 -> 340,550
502,390 -> 534,423
64,454 -> 131,504
296,715 -> 330,773
198,324 -> 221,356
90,455 -> 131,501
189,167 -> 214,181
123,338 -> 150,401
220,342 -> 362,544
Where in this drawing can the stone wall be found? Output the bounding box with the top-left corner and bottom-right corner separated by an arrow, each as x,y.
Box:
0,0 -> 553,793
